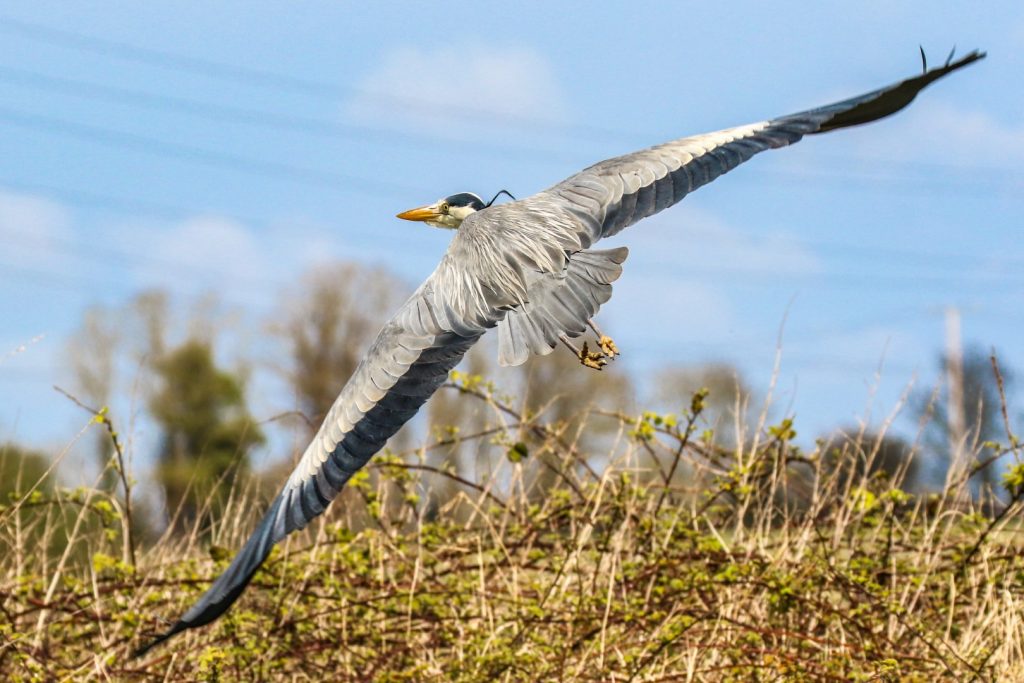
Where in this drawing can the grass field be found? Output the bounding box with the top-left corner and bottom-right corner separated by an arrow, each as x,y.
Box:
2,377 -> 1023,681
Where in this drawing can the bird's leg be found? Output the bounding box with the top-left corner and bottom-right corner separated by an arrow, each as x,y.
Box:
559,334 -> 606,371
587,319 -> 619,359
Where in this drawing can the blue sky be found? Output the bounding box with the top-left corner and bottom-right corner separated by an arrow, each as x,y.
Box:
1,2 -> 1021,479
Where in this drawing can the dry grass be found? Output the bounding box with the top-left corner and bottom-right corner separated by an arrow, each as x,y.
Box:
2,374 -> 1023,682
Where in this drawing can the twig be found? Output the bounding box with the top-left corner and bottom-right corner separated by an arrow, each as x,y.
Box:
54,385 -> 137,568
370,462 -> 508,510
989,352 -> 1018,450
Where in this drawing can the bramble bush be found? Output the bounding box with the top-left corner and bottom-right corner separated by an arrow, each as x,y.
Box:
1,376 -> 1023,681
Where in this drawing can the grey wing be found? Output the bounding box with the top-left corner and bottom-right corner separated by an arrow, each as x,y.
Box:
497,246 -> 627,366
530,50 -> 984,246
492,51 -> 983,367
135,258 -> 498,656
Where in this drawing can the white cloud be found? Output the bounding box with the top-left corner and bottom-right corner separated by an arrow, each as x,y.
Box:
861,101 -> 1024,164
611,273 -> 737,342
592,204 -> 823,359
0,191 -> 68,235
107,214 -> 271,303
344,45 -> 568,135
0,189 -> 75,272
622,203 -> 824,278
158,216 -> 266,285
776,99 -> 1024,177
103,212 -> 366,305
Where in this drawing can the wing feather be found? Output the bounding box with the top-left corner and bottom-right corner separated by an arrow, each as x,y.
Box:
135,245 -> 502,657
496,247 -> 628,366
528,51 -> 983,244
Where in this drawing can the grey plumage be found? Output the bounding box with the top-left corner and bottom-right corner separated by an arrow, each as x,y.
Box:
134,50 -> 984,657
498,247 -> 627,366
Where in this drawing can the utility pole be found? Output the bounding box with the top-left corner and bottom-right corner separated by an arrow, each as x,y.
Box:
945,306 -> 965,468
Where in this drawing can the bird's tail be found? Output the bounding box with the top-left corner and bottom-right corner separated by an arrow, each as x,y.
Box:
131,495 -> 285,659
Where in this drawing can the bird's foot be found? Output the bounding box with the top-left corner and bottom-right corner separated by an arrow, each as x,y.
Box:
578,341 -> 607,371
597,335 -> 619,359
560,333 -> 608,371
587,319 -> 619,360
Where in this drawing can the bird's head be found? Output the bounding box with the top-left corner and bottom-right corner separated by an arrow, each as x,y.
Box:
396,190 -> 515,229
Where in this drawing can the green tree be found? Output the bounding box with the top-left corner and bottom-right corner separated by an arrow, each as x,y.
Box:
0,443 -> 108,571
0,442 -> 55,562
149,339 -> 264,534
0,442 -> 51,496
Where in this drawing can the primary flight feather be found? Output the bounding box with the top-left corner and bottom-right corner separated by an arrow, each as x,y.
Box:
135,49 -> 984,656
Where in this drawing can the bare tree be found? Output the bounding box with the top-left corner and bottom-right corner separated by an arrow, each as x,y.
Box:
913,345 -> 1017,494
67,305 -> 121,490
260,262 -> 412,529
275,262 -> 407,432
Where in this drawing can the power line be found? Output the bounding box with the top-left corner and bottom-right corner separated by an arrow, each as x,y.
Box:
0,63 -> 1018,201
0,106 -> 426,196
3,64 -> 1022,196
1,178 -> 1021,292
632,255 -> 1024,289
1,226 -> 285,293
0,178 -> 266,223
677,222 -> 1024,268
0,255 -> 283,313
8,11 -> 1013,177
808,153 -> 1024,184
761,165 -> 1024,197
0,14 -> 633,142
1,99 -> 1018,211
3,224 -> 1020,300
0,64 -> 397,137
0,178 -> 982,271
0,85 -> 1014,203
2,16 -> 1021,203
0,64 -> 588,165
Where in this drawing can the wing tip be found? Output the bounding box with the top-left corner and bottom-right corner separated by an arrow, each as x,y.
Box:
811,45 -> 985,134
930,48 -> 986,79
131,495 -> 286,658
131,620 -> 187,660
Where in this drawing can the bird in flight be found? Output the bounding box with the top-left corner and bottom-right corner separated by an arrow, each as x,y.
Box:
135,49 -> 984,656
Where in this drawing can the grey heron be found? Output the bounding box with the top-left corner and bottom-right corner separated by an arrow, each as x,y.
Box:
135,50 -> 983,656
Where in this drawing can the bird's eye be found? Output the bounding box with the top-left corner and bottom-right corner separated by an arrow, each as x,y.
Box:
440,203 -> 450,214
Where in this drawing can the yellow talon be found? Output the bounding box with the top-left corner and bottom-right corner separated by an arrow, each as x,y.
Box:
579,341 -> 607,371
598,335 -> 619,358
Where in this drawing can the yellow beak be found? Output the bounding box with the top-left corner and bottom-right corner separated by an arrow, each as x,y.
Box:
396,205 -> 440,222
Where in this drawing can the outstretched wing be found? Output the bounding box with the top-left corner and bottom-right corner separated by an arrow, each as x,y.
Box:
135,245 -> 503,656
527,50 -> 984,246
476,51 -> 982,366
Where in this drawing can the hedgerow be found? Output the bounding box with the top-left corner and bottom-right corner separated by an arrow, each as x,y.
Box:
2,378 -> 1022,681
